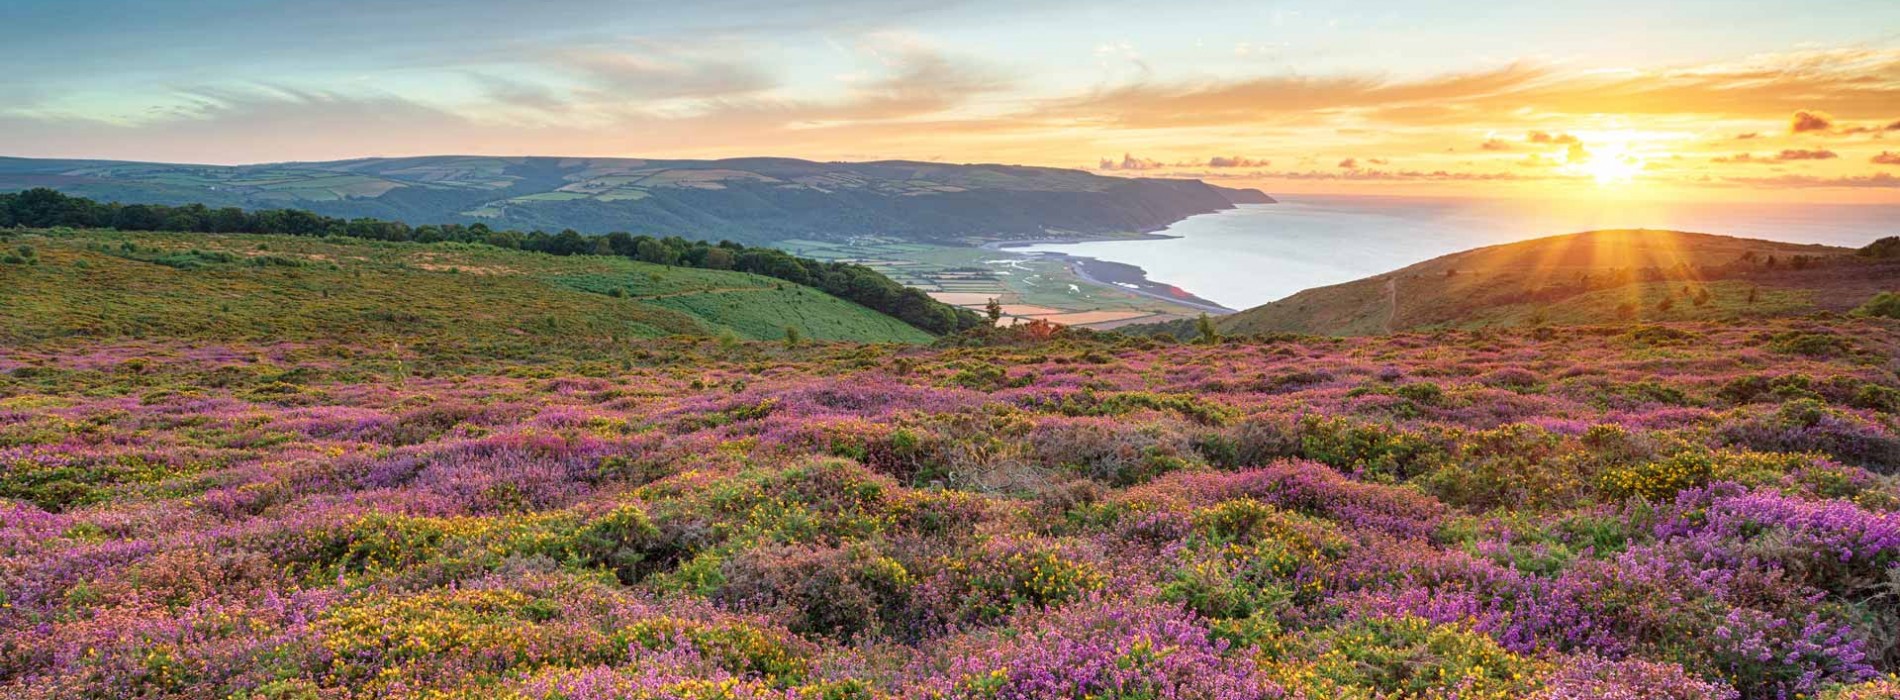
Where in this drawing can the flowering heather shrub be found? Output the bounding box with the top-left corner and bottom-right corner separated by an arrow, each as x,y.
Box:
924,600 -> 1284,699
1533,653 -> 1740,700
1024,417 -> 1201,486
3,318 -> 1899,698
1719,399 -> 1900,472
714,542 -> 915,641
1656,487 -> 1900,596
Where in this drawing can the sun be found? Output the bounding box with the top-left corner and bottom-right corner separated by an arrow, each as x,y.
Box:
1585,148 -> 1644,185
1562,138 -> 1646,186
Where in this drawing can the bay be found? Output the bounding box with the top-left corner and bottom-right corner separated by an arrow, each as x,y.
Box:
1012,194 -> 1900,310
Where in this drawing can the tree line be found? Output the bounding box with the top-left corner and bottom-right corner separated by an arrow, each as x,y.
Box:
0,188 -> 984,335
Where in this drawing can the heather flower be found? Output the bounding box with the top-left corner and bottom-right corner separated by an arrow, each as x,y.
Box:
921,600 -> 1283,699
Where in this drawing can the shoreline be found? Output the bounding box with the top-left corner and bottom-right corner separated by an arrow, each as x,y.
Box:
977,231 -> 1180,252
975,213 -> 1240,315
1048,251 -> 1235,314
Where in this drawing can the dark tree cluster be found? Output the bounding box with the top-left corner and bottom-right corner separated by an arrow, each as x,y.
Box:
1,188 -> 984,335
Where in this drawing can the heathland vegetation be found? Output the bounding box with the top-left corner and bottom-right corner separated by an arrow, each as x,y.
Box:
3,210 -> 1900,697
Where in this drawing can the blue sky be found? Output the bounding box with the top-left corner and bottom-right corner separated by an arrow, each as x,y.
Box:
4,0 -> 1898,199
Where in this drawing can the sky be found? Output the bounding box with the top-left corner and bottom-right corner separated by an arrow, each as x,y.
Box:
4,0 -> 1899,202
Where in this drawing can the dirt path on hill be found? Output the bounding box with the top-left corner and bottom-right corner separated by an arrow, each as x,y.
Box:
630,286 -> 775,300
1381,278 -> 1398,334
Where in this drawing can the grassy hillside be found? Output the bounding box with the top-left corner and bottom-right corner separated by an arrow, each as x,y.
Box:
0,156 -> 1272,244
0,228 -> 934,353
1211,229 -> 1897,336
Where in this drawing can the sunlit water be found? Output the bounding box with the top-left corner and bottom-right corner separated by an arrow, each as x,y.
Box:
1013,195 -> 1900,310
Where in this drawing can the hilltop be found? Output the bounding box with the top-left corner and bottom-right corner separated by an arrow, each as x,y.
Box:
1194,229 -> 1898,336
0,156 -> 1272,245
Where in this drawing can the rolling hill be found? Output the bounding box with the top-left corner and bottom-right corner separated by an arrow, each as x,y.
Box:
0,156 -> 1272,245
0,228 -> 937,351
1197,229 -> 1899,336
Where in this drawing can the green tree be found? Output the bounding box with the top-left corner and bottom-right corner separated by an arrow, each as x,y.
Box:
1195,313 -> 1220,345
985,298 -> 1003,326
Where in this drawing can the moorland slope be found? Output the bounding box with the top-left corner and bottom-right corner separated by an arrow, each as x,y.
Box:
1205,229 -> 1898,336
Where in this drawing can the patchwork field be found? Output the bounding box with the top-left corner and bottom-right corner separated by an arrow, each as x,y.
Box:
777,238 -> 1206,330
0,156 -> 1265,246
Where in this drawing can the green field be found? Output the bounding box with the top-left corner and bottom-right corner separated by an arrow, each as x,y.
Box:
776,237 -> 1208,328
0,229 -> 934,353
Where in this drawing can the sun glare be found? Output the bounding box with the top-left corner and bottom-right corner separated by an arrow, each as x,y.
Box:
1586,150 -> 1644,185
1561,136 -> 1647,186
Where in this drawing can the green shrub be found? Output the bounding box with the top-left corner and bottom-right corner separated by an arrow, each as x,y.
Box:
1851,383 -> 1900,413
1424,423 -> 1581,511
1769,331 -> 1853,357
950,362 -> 1032,391
929,538 -> 1105,624
568,504 -> 671,584
1297,416 -> 1445,481
1028,390 -> 1234,426
1624,325 -> 1698,345
1858,236 -> 1900,258
1851,291 -> 1900,319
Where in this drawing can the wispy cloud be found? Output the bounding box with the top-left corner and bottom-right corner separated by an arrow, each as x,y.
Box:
560,47 -> 776,101
4,30 -> 1897,196
1775,148 -> 1839,161
1206,156 -> 1269,167
1723,172 -> 1899,188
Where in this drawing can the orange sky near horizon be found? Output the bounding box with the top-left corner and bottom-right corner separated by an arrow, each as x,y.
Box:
4,2 -> 1899,203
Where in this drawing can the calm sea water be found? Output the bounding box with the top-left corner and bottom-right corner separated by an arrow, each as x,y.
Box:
1014,195 -> 1900,310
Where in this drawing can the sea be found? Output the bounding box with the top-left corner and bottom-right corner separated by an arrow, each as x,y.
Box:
1011,195 -> 1900,310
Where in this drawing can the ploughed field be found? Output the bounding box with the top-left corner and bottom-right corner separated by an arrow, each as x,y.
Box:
3,319 -> 1899,699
